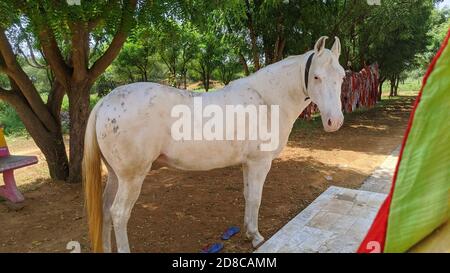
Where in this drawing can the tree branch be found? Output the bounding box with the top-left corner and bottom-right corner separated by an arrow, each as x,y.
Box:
88,0 -> 137,81
23,3 -> 71,86
0,28 -> 58,132
47,80 -> 65,121
70,21 -> 89,81
37,24 -> 71,87
17,46 -> 47,69
15,22 -> 48,69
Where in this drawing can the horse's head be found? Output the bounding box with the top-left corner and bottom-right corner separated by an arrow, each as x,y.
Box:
306,36 -> 345,132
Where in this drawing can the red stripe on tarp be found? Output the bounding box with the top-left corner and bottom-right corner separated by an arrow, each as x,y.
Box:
357,27 -> 450,253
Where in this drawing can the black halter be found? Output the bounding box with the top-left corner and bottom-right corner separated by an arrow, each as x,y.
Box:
304,52 -> 315,101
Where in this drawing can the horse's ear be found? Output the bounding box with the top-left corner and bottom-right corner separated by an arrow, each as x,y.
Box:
314,36 -> 328,56
331,36 -> 341,58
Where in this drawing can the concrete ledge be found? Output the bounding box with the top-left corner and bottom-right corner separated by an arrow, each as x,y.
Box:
255,147 -> 400,253
255,186 -> 386,253
360,146 -> 399,194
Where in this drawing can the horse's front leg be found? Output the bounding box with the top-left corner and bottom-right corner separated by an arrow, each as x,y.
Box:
243,158 -> 272,248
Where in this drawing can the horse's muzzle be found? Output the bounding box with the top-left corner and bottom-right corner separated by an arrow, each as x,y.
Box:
323,114 -> 344,132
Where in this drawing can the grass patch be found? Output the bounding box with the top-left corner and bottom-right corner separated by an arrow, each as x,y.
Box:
293,114 -> 323,131
398,79 -> 422,93
380,77 -> 421,96
191,88 -> 217,93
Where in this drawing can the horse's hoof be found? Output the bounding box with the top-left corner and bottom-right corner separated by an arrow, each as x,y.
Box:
252,235 -> 265,248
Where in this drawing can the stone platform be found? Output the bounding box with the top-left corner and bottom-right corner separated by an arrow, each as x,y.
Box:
256,146 -> 400,253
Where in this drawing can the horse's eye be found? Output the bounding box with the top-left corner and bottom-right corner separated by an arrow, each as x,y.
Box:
314,76 -> 319,80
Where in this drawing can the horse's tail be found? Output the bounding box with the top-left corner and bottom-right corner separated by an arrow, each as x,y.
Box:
83,102 -> 103,253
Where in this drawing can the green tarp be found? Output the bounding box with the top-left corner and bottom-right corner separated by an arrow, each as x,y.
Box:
385,36 -> 450,252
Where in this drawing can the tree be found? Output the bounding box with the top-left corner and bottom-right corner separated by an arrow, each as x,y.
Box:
416,7 -> 450,74
193,34 -> 221,92
0,1 -> 139,183
190,12 -> 224,92
114,30 -> 157,83
155,20 -> 198,88
215,53 -> 242,86
363,0 -> 435,96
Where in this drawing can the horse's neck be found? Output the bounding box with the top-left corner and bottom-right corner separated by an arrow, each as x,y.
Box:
248,55 -> 311,123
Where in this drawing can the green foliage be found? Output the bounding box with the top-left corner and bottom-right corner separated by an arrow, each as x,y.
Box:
416,7 -> 450,73
0,101 -> 26,136
153,20 -> 200,87
1,0 -> 446,139
366,0 -> 435,78
98,0 -> 442,95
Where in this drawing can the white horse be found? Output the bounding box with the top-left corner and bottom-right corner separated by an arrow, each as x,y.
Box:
83,36 -> 345,252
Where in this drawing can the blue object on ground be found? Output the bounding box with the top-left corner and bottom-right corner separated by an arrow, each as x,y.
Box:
201,243 -> 224,253
221,226 -> 240,240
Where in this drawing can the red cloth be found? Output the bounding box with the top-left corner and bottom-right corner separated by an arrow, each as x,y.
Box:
300,64 -> 380,118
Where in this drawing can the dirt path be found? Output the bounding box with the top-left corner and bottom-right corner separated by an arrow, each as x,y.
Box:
0,96 -> 415,253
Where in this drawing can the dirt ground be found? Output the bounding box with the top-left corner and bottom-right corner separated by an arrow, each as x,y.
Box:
0,96 -> 415,253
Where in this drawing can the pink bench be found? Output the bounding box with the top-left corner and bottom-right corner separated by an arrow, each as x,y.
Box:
0,128 -> 38,203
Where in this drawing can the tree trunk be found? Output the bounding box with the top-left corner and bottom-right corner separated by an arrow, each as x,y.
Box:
127,68 -> 134,83
204,72 -> 210,92
389,77 -> 395,97
143,69 -> 148,82
263,35 -> 274,65
274,36 -> 285,63
394,76 -> 400,96
272,15 -> 285,63
244,0 -> 260,71
378,77 -> 386,101
68,84 -> 91,183
41,133 -> 69,181
3,92 -> 70,181
182,69 -> 187,89
170,67 -> 177,87
239,53 -> 250,76
248,23 -> 260,71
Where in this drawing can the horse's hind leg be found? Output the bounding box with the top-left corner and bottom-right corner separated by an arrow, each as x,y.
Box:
244,159 -> 272,248
102,163 -> 118,253
110,171 -> 148,253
